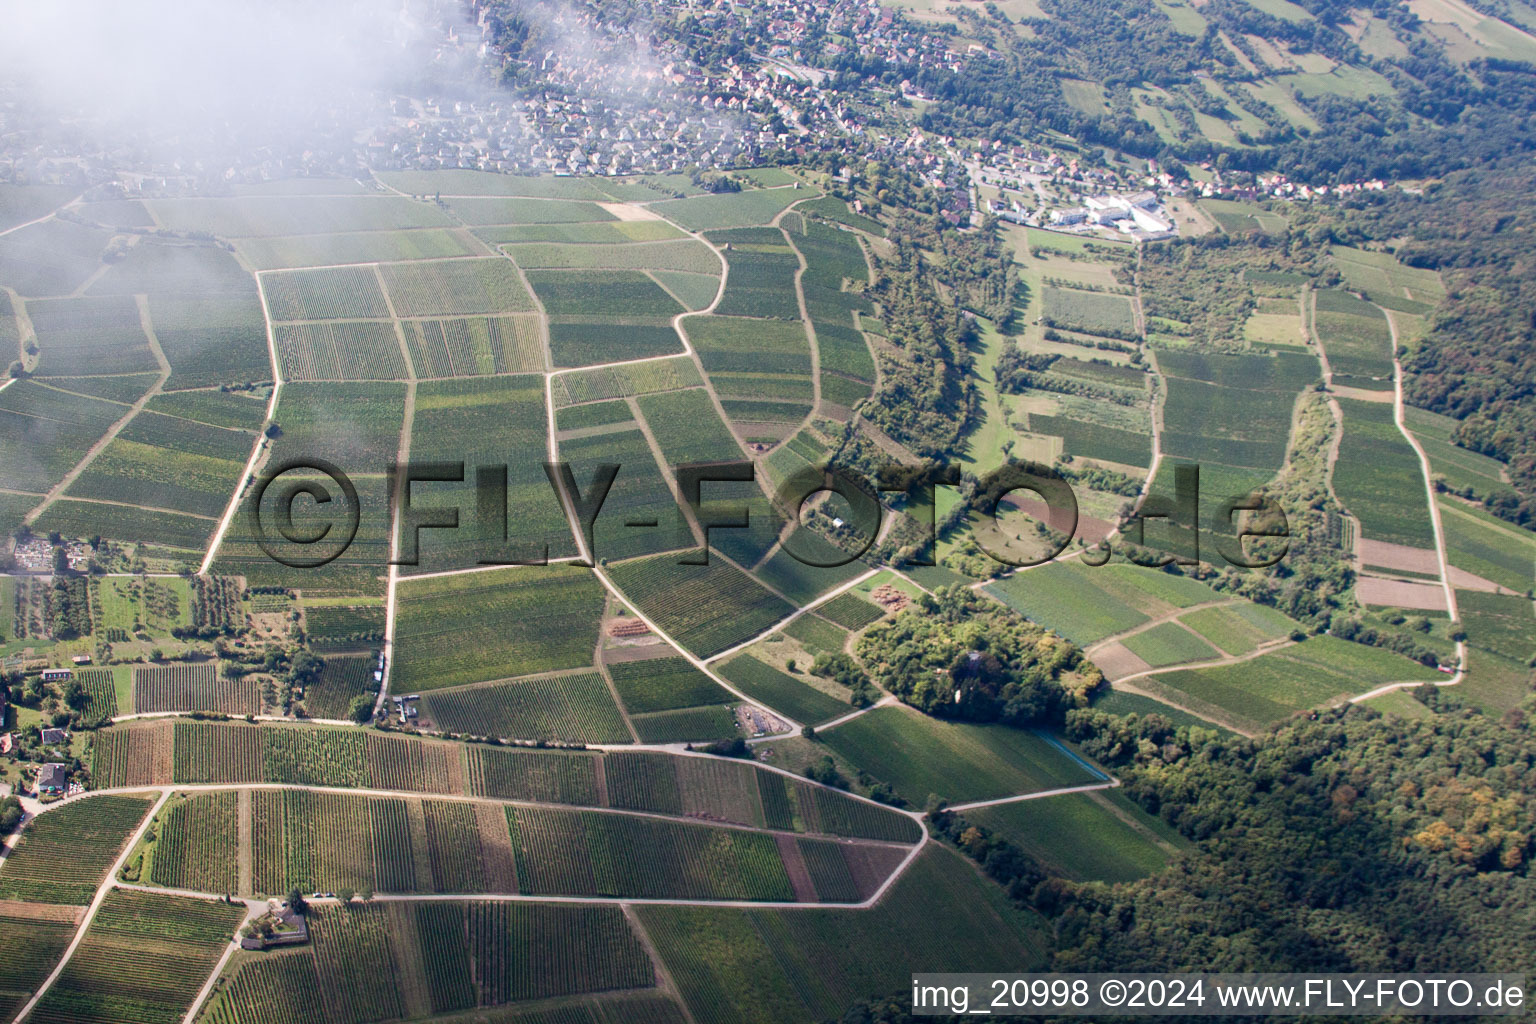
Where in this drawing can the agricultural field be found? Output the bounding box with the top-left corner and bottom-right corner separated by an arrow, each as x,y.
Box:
236,227 -> 483,271
507,807 -> 797,900
304,604 -> 386,651
504,238 -> 719,274
272,321 -> 407,381
1436,499 -> 1536,595
0,795 -> 155,904
635,389 -> 744,466
145,389 -> 268,433
717,654 -> 850,725
1313,289 -> 1394,388
1041,286 -> 1137,338
708,229 -> 802,321
145,791 -> 239,894
1121,621 -> 1220,668
418,672 -> 632,744
27,295 -> 159,376
402,315 -> 544,377
1178,601 -> 1297,656
148,195 -> 455,237
27,890 -> 245,1024
558,427 -> 695,563
263,265 -> 390,320
606,554 -> 795,658
820,706 -> 1104,805
134,662 -> 261,716
607,656 -> 736,713
968,789 -> 1187,883
381,257 -> 537,316
781,612 -> 850,654
685,315 -> 813,377
392,565 -> 606,691
630,704 -> 740,743
65,408 -> 256,522
1145,634 -> 1442,729
0,906 -> 78,1021
638,845 -> 1051,1024
1156,349 -> 1318,475
297,655 -> 378,719
651,188 -> 810,231
552,354 -> 703,406
986,560 -> 1220,647
93,576 -> 194,640
1334,397 -> 1437,549
0,381 -> 135,494
403,375 -> 576,572
202,899 -> 657,1021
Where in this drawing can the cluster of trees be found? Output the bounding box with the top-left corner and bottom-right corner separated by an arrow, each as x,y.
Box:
855,587 -> 1103,726
47,577 -> 91,641
858,239 -> 978,460
1047,695 -> 1536,973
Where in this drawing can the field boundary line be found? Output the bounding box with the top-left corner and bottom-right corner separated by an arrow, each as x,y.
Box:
199,270 -> 283,573
8,788 -> 172,1024
703,565 -> 883,667
590,565 -> 803,733
946,778 -> 1120,813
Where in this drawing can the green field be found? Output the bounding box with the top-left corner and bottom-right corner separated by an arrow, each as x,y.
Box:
393,566 -> 606,691
608,656 -> 735,714
0,795 -> 155,904
1147,634 -> 1443,728
1436,499 -> 1536,594
718,654 -> 851,725
1179,601 -> 1296,655
402,374 -> 577,572
820,706 -> 1103,805
607,554 -> 795,658
1121,621 -> 1220,667
418,672 -> 632,744
639,844 -> 1051,1024
380,257 -> 537,316
652,189 -> 809,231
1314,289 -> 1394,388
28,890 -> 246,1024
969,788 -> 1187,882
1334,397 -> 1437,549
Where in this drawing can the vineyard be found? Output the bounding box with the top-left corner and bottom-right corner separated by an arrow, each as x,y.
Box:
0,794 -> 155,904
134,662 -> 261,716
200,955 -> 326,1024
606,554 -> 793,658
273,320 -> 407,380
148,792 -> 239,894
90,722 -> 174,788
73,667 -> 122,719
27,889 -> 245,1024
466,746 -> 602,804
0,908 -> 77,1022
303,603 -> 385,651
403,315 -> 544,377
380,257 -> 536,316
392,565 -> 606,691
173,721 -> 264,784
418,672 -> 632,745
263,265 -> 390,320
298,655 -> 376,719
607,657 -> 735,714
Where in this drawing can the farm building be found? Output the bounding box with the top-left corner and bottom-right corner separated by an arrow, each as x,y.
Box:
40,669 -> 72,683
35,763 -> 67,794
